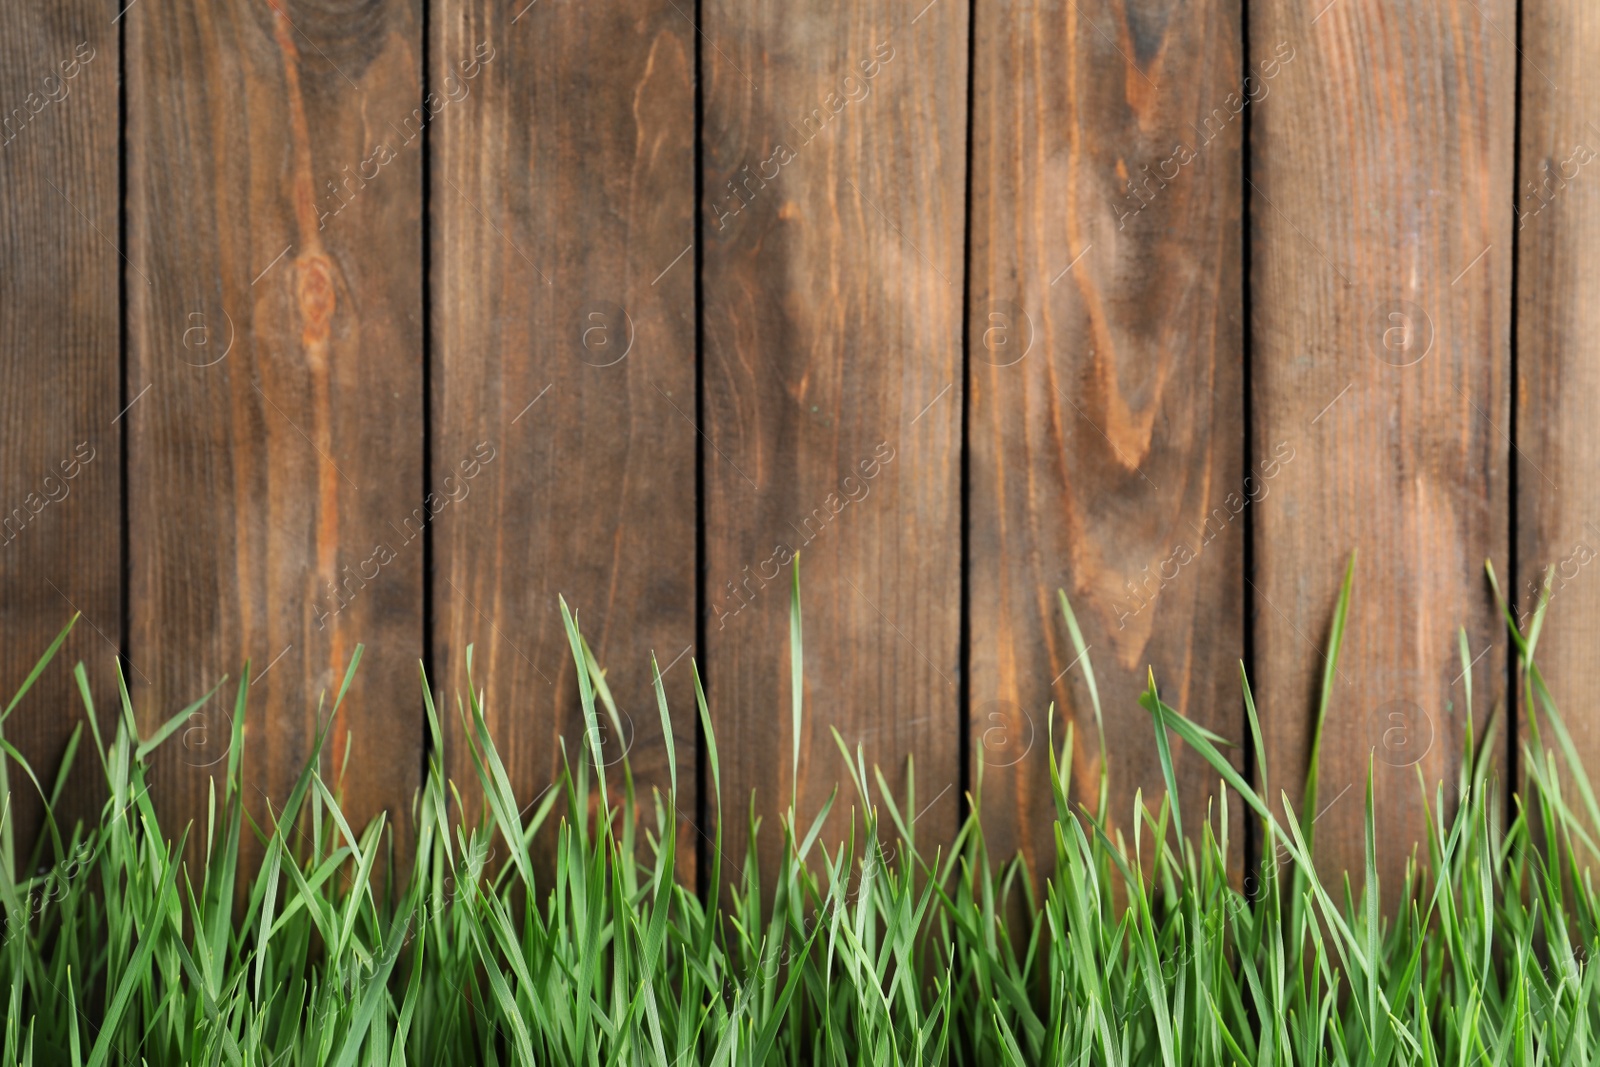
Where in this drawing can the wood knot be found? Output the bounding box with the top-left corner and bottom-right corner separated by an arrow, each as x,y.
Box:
294,253 -> 336,349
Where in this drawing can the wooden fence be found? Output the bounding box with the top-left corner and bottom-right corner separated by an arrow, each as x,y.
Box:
0,0 -> 1587,891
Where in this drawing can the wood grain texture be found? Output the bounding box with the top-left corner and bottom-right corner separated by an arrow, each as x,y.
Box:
0,5 -> 119,853
431,2 -> 697,845
966,0 -> 1245,877
128,0 -> 424,853
1251,0 -> 1512,888
701,0 -> 965,881
1515,0 -> 1600,810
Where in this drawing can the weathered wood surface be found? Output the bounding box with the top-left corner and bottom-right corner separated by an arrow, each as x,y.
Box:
0,4 -> 119,851
966,0 -> 1246,876
431,0 -> 698,849
0,0 -> 1582,896
1250,0 -> 1513,888
1515,0 -> 1600,802
127,0 -> 425,852
701,0 -> 966,880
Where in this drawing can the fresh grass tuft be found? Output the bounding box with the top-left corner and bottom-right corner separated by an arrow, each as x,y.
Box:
0,563 -> 1597,1065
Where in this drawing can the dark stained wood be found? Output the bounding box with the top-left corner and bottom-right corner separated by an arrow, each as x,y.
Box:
431,1 -> 698,849
1,0 -> 1564,904
701,1 -> 965,880
1251,0 -> 1513,888
967,0 -> 1245,877
0,5 -> 119,855
128,0 -> 424,853
1516,0 -> 1600,806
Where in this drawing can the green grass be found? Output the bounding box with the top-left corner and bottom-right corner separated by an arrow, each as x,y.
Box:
1,557 -> 1598,1065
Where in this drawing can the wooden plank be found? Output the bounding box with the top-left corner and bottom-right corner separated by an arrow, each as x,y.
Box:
128,0 -> 424,851
432,3 -> 698,849
1252,0 -> 1513,888
1515,0 -> 1600,807
701,1 -> 965,880
967,0 -> 1245,877
0,7 -> 119,852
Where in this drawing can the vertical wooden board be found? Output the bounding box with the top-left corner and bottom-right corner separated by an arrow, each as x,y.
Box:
0,4 -> 119,850
1252,0 -> 1512,887
1516,1 -> 1600,806
432,3 -> 697,843
128,0 -> 424,852
967,0 -> 1245,876
702,0 -> 965,879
